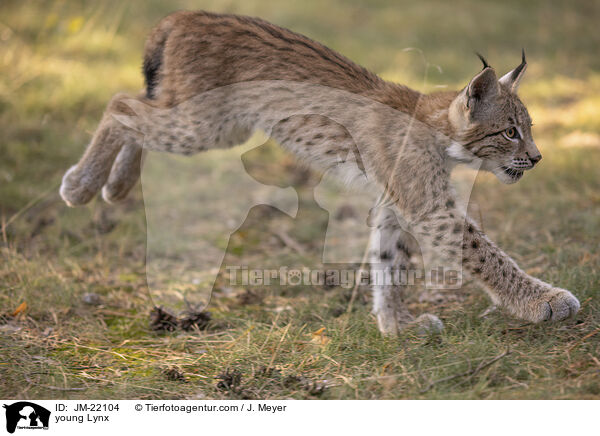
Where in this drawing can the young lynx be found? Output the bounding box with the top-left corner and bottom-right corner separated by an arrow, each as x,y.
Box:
60,11 -> 579,335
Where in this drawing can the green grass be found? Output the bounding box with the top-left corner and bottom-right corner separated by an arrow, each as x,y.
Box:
0,0 -> 599,399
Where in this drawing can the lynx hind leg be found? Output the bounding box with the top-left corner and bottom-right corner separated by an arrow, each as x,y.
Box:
60,93 -> 144,207
369,208 -> 443,335
96,97 -> 256,204
101,143 -> 144,203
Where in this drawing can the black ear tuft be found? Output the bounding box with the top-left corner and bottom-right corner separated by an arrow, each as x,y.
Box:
499,49 -> 528,92
475,52 -> 489,70
510,49 -> 527,82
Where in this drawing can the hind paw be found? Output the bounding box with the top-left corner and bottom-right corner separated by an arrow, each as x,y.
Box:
376,310 -> 443,336
59,165 -> 99,207
101,181 -> 133,204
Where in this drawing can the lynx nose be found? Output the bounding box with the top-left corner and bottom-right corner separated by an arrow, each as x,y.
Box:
528,153 -> 542,166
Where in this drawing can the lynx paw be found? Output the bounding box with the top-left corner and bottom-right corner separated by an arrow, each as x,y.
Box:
526,288 -> 580,323
375,310 -> 412,336
101,183 -> 128,204
59,165 -> 98,207
101,143 -> 143,204
101,166 -> 141,204
411,314 -> 444,334
376,311 -> 443,336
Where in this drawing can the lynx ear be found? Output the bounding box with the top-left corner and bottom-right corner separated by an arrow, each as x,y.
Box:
449,57 -> 499,129
465,66 -> 499,112
499,49 -> 527,92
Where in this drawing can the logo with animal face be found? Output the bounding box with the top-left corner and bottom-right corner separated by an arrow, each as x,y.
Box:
3,402 -> 50,434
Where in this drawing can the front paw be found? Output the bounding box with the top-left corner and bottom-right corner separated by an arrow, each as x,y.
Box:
410,314 -> 444,335
59,165 -> 98,207
375,309 -> 413,336
525,288 -> 580,323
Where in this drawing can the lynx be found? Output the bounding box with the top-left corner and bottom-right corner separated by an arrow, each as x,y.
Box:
60,10 -> 579,335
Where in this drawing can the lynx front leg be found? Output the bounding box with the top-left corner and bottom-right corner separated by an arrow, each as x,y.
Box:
60,93 -> 145,206
369,208 -> 444,335
407,207 -> 580,324
458,217 -> 580,322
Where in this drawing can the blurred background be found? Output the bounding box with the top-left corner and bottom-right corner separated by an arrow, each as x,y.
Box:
1,0 -> 599,400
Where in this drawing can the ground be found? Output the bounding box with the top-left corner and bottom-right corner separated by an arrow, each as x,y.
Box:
1,0 -> 599,399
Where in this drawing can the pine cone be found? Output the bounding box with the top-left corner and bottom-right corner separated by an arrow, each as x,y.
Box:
149,306 -> 178,331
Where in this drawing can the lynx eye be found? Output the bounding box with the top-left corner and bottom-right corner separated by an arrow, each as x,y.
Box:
503,127 -> 520,141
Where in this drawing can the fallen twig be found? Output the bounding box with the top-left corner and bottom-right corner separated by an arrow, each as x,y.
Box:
420,346 -> 511,393
1,182 -> 60,233
566,327 -> 600,353
273,228 -> 305,254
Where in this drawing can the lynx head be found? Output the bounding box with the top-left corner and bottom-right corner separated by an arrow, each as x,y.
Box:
448,51 -> 541,184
